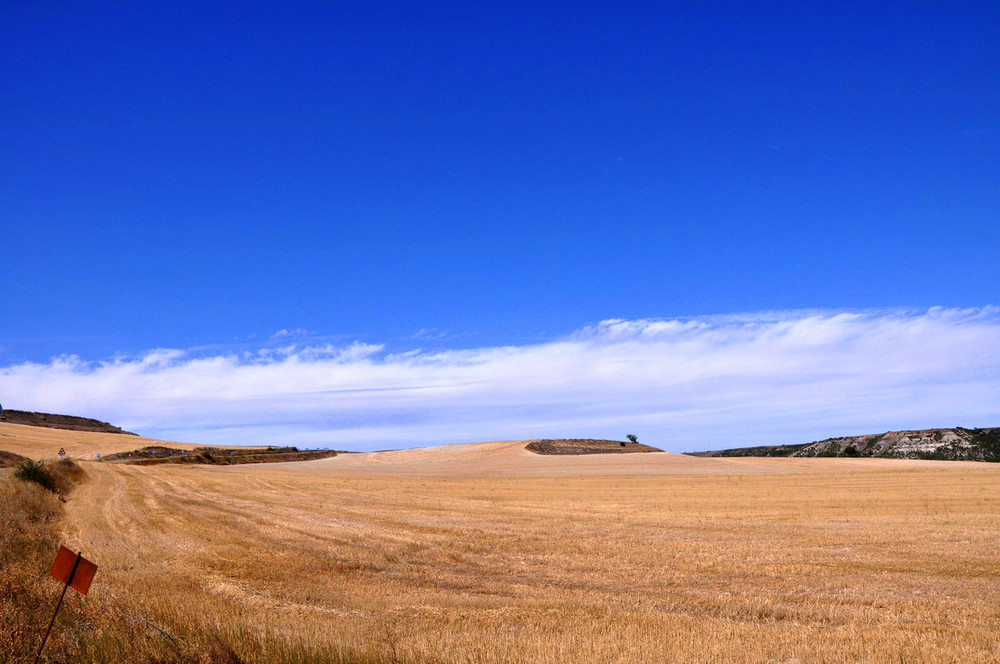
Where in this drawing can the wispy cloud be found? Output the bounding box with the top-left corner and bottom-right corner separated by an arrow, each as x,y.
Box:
270,328 -> 310,339
2,308 -> 998,451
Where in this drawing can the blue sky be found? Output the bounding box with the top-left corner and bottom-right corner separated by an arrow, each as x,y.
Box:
1,2 -> 998,450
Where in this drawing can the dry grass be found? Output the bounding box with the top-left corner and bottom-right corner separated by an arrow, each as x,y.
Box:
3,429 -> 1000,662
0,462 -> 95,664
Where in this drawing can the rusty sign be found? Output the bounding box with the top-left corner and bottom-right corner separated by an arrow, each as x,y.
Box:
49,545 -> 97,595
36,546 -> 98,663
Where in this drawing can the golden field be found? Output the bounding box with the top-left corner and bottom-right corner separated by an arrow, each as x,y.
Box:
3,422 -> 1000,663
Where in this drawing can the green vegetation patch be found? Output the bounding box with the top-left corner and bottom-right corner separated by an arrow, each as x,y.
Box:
964,428 -> 1000,461
687,443 -> 810,457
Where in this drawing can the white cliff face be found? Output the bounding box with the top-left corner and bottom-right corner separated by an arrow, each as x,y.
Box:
881,431 -> 967,455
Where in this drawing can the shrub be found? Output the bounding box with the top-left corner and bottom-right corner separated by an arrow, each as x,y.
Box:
626,434 -> 638,444
49,457 -> 87,493
14,459 -> 57,492
842,445 -> 861,457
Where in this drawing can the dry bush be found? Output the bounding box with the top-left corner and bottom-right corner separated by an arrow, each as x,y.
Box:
10,456 -> 87,495
0,470 -> 86,663
50,456 -> 88,486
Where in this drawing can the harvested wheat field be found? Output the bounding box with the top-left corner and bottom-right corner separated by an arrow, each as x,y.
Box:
0,421 -> 206,459
5,424 -> 1000,663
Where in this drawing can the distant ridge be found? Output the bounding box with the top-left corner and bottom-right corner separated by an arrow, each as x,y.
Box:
0,409 -> 137,436
686,427 -> 1000,462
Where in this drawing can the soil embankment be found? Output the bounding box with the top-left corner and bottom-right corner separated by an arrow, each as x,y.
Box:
0,449 -> 27,466
102,445 -> 339,465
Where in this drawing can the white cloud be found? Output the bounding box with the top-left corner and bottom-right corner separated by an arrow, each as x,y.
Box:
271,328 -> 310,339
1,308 -> 998,451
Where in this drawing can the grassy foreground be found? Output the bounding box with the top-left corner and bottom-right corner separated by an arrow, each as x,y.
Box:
1,460 -> 397,663
3,434 -> 1000,663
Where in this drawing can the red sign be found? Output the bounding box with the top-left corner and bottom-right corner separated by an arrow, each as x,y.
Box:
49,545 -> 97,595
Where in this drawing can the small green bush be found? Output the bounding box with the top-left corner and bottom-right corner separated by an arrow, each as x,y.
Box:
14,459 -> 57,493
626,434 -> 638,444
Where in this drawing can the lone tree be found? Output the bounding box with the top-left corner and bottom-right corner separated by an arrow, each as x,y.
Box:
626,434 -> 638,444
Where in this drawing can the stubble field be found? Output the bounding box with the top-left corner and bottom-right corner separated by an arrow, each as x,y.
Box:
4,423 -> 1000,662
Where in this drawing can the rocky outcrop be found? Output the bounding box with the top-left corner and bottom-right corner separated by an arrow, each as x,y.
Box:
793,428 -> 1000,461
688,428 -> 1000,461
526,439 -> 663,455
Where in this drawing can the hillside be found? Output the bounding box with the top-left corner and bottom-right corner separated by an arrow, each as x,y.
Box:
0,409 -> 136,435
688,427 -> 1000,461
0,421 -> 206,459
525,438 -> 663,454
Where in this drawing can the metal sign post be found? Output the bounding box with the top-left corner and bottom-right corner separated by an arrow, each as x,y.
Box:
35,545 -> 97,663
